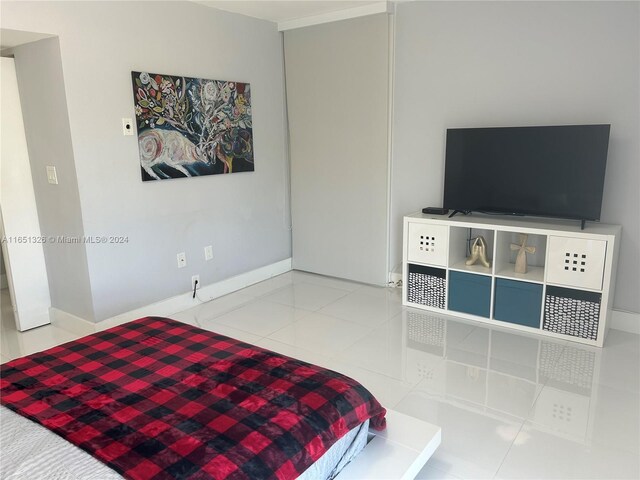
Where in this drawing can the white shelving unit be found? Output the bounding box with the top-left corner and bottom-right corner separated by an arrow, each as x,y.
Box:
402,213 -> 621,347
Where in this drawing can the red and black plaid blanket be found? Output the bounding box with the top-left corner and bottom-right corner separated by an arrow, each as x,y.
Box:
0,317 -> 386,480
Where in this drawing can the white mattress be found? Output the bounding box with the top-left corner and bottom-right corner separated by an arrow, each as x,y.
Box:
0,406 -> 368,480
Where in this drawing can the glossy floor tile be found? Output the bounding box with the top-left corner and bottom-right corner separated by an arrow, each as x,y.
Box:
495,422 -> 640,479
396,389 -> 523,479
336,316 -> 408,380
206,299 -> 311,337
170,290 -> 256,325
260,281 -> 351,311
1,273 -> 639,479
319,287 -> 402,327
0,289 -> 80,361
291,270 -> 364,292
268,311 -> 373,356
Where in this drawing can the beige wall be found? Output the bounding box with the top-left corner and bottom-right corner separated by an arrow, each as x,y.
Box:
390,1 -> 639,313
2,1 -> 291,321
285,14 -> 391,285
9,39 -> 93,321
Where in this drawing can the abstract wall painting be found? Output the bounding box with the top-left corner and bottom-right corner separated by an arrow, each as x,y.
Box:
132,71 -> 254,181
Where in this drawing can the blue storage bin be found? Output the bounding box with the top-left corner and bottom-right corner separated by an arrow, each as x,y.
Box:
494,278 -> 543,328
448,271 -> 491,318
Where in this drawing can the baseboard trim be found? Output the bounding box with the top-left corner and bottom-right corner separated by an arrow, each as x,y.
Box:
100,258 -> 292,331
53,258 -> 293,335
50,307 -> 96,337
197,258 -> 292,302
611,309 -> 640,335
52,259 -> 638,339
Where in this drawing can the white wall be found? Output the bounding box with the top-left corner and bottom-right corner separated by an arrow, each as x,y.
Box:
9,38 -> 94,322
391,1 -> 639,313
285,14 -> 390,285
0,57 -> 51,330
2,1 -> 291,321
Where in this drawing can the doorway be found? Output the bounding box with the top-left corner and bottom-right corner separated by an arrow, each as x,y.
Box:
0,55 -> 51,332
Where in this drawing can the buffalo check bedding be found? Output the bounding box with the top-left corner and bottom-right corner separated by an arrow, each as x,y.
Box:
0,317 -> 386,480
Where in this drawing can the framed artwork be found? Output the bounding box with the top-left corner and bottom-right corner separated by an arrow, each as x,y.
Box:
132,71 -> 254,181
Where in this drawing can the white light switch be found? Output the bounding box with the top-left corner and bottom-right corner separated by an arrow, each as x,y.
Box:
204,245 -> 213,261
46,165 -> 58,184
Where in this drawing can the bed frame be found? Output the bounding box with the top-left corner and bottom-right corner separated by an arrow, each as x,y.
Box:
0,405 -> 441,480
337,409 -> 441,479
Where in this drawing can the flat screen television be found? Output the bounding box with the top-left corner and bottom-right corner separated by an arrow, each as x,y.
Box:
443,125 -> 610,224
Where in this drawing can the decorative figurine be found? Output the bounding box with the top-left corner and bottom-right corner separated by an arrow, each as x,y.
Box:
466,236 -> 491,268
511,234 -> 536,274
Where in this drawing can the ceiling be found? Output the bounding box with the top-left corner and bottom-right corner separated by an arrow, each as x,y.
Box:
194,1 -> 385,26
1,1 -> 390,51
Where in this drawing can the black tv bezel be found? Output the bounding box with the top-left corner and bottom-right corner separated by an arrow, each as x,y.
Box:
442,124 -> 611,223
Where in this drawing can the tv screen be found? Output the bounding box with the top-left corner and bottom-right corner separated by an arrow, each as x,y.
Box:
443,125 -> 610,222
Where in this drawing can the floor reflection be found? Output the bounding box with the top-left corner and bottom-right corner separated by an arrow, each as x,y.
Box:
401,308 -> 605,443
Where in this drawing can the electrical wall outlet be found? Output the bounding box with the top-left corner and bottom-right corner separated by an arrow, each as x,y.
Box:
204,245 -> 213,261
191,275 -> 200,292
177,252 -> 186,268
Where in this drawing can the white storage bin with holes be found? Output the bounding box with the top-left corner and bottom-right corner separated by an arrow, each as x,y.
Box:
406,222 -> 449,267
546,236 -> 607,290
403,212 -> 621,347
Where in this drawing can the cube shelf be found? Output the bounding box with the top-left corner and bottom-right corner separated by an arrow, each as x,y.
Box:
402,213 -> 621,347
448,226 -> 494,276
494,231 -> 547,283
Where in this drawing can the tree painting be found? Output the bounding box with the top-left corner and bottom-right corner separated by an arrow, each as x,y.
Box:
132,71 -> 254,181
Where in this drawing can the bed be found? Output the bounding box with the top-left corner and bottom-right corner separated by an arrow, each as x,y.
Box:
0,408 -> 369,479
0,317 -> 385,480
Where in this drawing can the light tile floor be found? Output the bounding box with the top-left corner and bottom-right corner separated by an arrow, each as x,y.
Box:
1,272 -> 639,479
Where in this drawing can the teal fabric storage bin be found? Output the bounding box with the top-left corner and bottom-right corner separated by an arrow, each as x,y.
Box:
494,278 -> 543,328
448,271 -> 491,318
